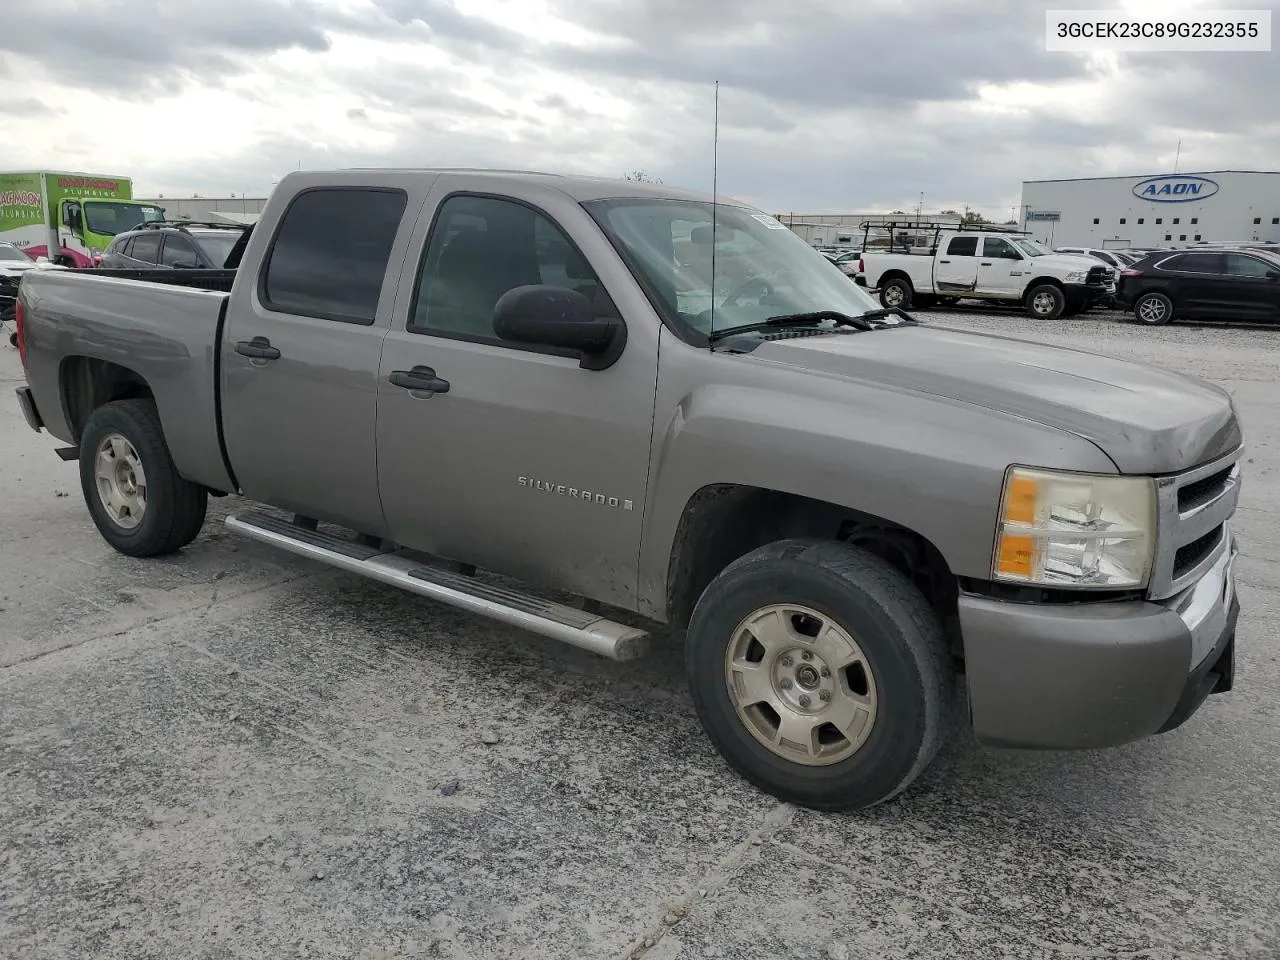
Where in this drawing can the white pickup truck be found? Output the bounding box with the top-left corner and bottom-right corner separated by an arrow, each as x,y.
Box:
857,229 -> 1116,319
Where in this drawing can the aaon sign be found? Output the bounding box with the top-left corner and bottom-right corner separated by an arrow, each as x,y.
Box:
1132,174 -> 1220,204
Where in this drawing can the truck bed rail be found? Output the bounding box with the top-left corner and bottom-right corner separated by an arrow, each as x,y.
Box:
77,268 -> 237,293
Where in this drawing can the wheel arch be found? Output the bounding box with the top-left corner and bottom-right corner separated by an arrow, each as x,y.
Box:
663,483 -> 958,633
59,355 -> 155,443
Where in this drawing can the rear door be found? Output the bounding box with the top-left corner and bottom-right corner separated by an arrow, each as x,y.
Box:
1161,252 -> 1225,318
975,237 -> 1026,296
934,235 -> 979,294
219,178 -> 433,536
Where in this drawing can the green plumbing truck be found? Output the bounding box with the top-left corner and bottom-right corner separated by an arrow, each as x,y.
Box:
0,170 -> 164,267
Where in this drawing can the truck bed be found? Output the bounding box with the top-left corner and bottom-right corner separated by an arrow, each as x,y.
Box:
18,267 -> 236,493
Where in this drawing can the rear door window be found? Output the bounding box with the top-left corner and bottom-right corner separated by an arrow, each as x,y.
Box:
130,233 -> 160,263
160,235 -> 199,267
1165,253 -> 1224,274
261,187 -> 409,324
946,236 -> 978,257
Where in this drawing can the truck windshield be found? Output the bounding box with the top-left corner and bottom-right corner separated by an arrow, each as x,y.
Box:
1013,238 -> 1049,257
83,202 -> 165,237
584,198 -> 882,339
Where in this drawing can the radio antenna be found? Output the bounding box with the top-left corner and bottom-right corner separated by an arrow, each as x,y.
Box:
709,80 -> 720,347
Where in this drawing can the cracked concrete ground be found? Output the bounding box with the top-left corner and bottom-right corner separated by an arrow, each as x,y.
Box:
2,310 -> 1279,960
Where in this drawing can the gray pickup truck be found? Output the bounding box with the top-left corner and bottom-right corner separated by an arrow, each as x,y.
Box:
13,169 -> 1242,810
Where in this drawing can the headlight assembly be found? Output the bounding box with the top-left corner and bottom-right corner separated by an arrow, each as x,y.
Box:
993,467 -> 1156,589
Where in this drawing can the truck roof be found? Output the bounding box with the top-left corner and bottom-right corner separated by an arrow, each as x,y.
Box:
283,168 -> 742,206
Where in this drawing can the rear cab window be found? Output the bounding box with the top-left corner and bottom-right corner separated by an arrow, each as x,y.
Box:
260,187 -> 409,324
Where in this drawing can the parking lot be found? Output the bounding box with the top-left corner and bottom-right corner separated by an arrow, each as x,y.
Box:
2,306 -> 1279,960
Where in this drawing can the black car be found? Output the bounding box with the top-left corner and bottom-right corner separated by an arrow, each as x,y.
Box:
1116,248 -> 1280,326
101,220 -> 246,271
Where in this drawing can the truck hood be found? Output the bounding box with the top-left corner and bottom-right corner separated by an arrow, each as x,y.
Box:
748,325 -> 1239,474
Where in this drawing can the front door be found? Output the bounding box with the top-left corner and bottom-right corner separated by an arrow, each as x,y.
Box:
220,181 -> 426,536
1219,252 -> 1280,322
934,235 -> 979,294
976,236 -> 1026,296
375,184 -> 659,607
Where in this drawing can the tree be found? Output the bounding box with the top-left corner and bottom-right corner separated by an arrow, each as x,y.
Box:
961,210 -> 990,224
623,170 -> 663,184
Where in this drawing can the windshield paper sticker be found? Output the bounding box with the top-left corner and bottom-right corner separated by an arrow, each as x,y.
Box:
751,214 -> 788,230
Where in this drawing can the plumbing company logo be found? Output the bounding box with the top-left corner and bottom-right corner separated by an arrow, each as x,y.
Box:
0,189 -> 41,209
1133,175 -> 1220,203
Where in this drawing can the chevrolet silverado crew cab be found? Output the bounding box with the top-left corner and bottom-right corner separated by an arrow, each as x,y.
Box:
858,222 -> 1116,319
13,170 -> 1241,811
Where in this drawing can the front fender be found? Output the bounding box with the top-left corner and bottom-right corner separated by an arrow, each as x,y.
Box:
636,341 -> 1117,619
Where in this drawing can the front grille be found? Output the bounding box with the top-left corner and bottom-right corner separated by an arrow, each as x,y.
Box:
1148,450 -> 1242,600
1178,466 -> 1234,512
1173,527 -> 1224,579
1086,266 -> 1108,285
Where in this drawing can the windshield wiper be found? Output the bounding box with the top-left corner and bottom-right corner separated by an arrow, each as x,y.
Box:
707,310 -> 876,343
856,307 -> 918,326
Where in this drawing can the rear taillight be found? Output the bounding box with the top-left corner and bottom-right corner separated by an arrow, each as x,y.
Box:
15,300 -> 28,367
1120,268 -> 1143,278
858,258 -> 864,273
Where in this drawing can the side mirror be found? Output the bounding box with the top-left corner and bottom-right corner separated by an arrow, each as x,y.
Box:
1267,271 -> 1279,280
493,285 -> 626,370
1004,251 -> 1022,260
171,260 -> 199,269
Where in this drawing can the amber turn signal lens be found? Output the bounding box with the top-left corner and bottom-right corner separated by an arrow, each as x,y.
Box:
996,534 -> 1036,578
1003,475 -> 1038,525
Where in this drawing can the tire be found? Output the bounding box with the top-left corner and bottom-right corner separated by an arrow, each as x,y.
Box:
686,539 -> 955,811
79,399 -> 208,557
878,278 -> 912,309
1024,283 -> 1066,320
1133,291 -> 1173,326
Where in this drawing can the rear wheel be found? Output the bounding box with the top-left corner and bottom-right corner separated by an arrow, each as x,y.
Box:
79,399 -> 208,557
686,539 -> 954,811
1133,291 -> 1174,326
1025,283 -> 1066,320
879,278 -> 912,309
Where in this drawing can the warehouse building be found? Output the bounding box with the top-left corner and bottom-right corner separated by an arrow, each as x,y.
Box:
1020,171 -> 1280,249
135,195 -> 268,225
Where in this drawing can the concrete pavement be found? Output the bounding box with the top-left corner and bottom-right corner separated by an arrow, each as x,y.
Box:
2,313 -> 1278,959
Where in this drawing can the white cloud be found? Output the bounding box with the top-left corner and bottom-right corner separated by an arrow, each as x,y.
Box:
2,0 -> 1277,217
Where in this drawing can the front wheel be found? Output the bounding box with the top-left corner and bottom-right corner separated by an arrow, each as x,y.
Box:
879,278 -> 912,309
686,540 -> 954,811
1133,291 -> 1174,326
1025,283 -> 1066,320
79,399 -> 208,557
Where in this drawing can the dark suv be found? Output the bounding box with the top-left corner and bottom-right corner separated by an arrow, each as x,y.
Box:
101,221 -> 246,271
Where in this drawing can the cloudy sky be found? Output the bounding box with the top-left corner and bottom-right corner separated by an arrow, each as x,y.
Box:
2,0 -> 1276,217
